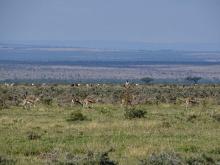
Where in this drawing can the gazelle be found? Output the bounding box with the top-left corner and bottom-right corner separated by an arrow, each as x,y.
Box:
71,96 -> 96,108
82,97 -> 96,108
71,83 -> 81,87
71,96 -> 83,106
22,95 -> 40,109
185,97 -> 200,110
124,80 -> 130,88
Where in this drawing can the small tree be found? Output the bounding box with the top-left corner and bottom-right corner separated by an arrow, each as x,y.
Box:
141,77 -> 154,84
185,77 -> 202,84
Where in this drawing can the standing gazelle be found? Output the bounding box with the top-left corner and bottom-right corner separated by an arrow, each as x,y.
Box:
22,95 -> 40,109
185,97 -> 199,110
82,97 -> 96,108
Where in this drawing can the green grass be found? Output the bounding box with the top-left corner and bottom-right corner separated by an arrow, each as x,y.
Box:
0,102 -> 220,164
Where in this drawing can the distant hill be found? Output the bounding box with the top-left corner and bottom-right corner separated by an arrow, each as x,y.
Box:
1,41 -> 220,51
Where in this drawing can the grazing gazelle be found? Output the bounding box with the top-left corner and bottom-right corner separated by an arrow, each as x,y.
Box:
71,96 -> 96,108
22,95 -> 40,109
82,97 -> 96,108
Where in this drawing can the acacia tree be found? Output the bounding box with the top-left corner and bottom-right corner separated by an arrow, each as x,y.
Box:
185,76 -> 202,84
140,77 -> 154,84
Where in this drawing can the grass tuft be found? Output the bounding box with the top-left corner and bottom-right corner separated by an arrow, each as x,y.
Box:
66,111 -> 87,122
124,108 -> 146,119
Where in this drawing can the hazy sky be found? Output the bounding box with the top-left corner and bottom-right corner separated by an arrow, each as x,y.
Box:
0,0 -> 220,43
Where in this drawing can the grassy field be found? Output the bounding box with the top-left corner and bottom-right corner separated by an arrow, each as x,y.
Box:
0,84 -> 220,164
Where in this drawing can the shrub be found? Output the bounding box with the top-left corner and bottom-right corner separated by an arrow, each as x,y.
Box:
98,150 -> 118,165
53,149 -> 118,165
140,152 -> 183,165
26,131 -> 41,140
124,108 -> 146,119
161,121 -> 171,128
187,114 -> 197,122
186,154 -> 215,165
42,97 -> 53,106
66,111 -> 87,122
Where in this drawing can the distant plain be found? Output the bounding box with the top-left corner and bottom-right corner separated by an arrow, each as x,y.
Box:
1,47 -> 220,83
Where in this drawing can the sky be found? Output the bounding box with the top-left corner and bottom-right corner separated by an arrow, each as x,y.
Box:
0,0 -> 220,44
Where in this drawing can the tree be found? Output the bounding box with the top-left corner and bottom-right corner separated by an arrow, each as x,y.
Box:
140,77 -> 154,84
185,76 -> 202,84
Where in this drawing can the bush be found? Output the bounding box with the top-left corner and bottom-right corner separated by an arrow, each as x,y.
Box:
52,149 -> 118,165
66,111 -> 87,122
187,114 -> 197,122
186,154 -> 215,165
124,108 -> 146,119
26,131 -> 41,140
42,97 -> 53,106
98,150 -> 118,165
140,152 -> 183,165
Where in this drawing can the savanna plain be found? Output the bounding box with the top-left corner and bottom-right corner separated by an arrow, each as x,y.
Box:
0,84 -> 220,164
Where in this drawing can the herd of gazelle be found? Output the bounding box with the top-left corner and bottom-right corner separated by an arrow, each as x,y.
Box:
17,82 -> 199,109
22,95 -> 97,109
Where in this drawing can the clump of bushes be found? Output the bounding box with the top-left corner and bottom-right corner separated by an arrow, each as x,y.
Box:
140,152 -> 219,165
140,152 -> 183,165
186,154 -> 216,165
66,111 -> 87,122
48,149 -> 118,165
124,108 -> 146,119
41,97 -> 53,106
187,114 -> 197,122
26,131 -> 41,140
98,150 -> 118,165
161,121 -> 171,128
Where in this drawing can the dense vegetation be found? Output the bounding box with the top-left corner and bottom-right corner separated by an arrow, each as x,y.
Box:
0,84 -> 220,164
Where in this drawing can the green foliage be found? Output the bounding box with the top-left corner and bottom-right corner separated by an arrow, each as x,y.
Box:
124,108 -> 146,119
66,111 -> 87,122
